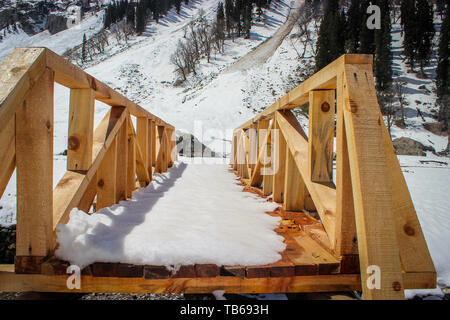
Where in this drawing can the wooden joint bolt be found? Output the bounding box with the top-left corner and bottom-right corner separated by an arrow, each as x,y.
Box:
321,102 -> 330,113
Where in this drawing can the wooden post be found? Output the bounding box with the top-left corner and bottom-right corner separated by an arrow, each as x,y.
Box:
137,117 -> 149,180
147,119 -> 154,175
335,72 -> 358,257
15,67 -> 54,258
96,136 -> 117,210
262,129 -> 273,196
155,126 -> 168,173
67,88 -> 95,171
77,173 -> 97,213
115,119 -> 128,202
283,148 -> 305,211
0,116 -> 15,198
343,64 -> 404,299
308,90 -> 335,183
127,120 -> 136,198
272,116 -> 286,203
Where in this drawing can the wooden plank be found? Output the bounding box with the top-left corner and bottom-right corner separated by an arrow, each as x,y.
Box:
15,67 -> 54,257
342,63 -> 404,299
308,90 -> 335,183
0,48 -> 46,136
0,263 -> 434,294
236,55 -> 373,130
96,136 -> 117,210
335,71 -> 358,257
0,116 -> 15,198
91,263 -> 143,278
272,116 -> 286,203
53,107 -> 126,227
77,173 -> 97,213
283,148 -> 306,211
67,88 -> 95,171
144,266 -> 171,279
115,119 -> 128,202
276,110 -> 337,248
289,232 -> 340,274
195,264 -> 220,278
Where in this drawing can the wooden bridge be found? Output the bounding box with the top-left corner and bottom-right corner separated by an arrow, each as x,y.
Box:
0,48 -> 435,300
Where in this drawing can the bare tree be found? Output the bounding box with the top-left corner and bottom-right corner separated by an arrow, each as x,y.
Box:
394,78 -> 408,126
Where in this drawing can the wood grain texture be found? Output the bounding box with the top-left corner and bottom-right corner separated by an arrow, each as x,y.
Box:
343,64 -> 404,299
0,116 -> 15,198
0,264 -> 434,294
67,88 -> 95,171
335,72 -> 358,257
308,90 -> 335,183
15,68 -> 54,257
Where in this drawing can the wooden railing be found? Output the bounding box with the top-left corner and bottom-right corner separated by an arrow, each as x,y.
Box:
231,54 -> 436,300
0,47 -> 176,273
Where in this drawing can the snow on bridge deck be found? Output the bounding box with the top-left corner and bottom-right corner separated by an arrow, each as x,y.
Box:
55,158 -> 286,269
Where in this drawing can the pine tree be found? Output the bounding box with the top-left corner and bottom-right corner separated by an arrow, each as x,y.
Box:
225,0 -> 233,37
437,5 -> 450,111
359,0 -> 376,54
315,0 -> 344,71
243,0 -> 252,39
136,0 -> 146,34
374,0 -> 393,91
175,0 -> 181,14
345,0 -> 362,53
416,0 -> 435,77
81,33 -> 87,62
217,1 -> 225,23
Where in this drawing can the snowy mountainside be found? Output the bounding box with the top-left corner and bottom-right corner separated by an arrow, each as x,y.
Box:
0,0 -> 449,299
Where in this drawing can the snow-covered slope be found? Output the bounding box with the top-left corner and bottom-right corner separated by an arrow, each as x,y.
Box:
0,0 -> 449,299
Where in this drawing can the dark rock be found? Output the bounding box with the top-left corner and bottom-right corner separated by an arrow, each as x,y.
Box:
0,225 -> 16,264
393,137 -> 436,156
45,13 -> 68,34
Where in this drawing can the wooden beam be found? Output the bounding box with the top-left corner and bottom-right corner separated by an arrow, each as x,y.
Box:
115,119 -> 128,202
249,121 -> 272,187
126,119 -> 137,198
381,103 -> 435,276
272,115 -> 286,203
155,126 -> 168,173
43,48 -> 174,129
0,116 -> 15,198
67,88 -> 95,171
96,135 -> 117,210
236,55 -> 373,130
53,107 -> 126,227
276,110 -> 337,245
283,148 -> 306,211
77,173 -> 97,213
0,48 -> 46,137
308,90 -> 335,183
342,63 -> 404,300
0,264 -> 435,294
137,117 -> 149,179
15,67 -> 54,257
335,72 -> 357,257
